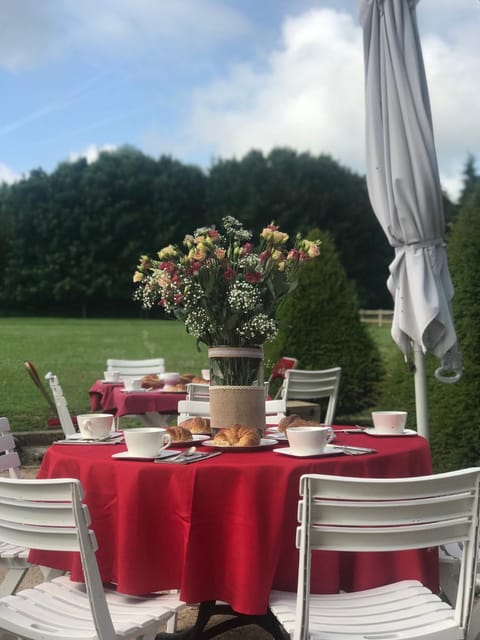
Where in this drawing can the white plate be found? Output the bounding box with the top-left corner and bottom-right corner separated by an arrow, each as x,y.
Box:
170,434 -> 210,447
120,388 -> 153,394
365,428 -> 417,437
274,444 -> 346,458
267,431 -> 288,441
112,449 -> 181,461
202,437 -> 277,452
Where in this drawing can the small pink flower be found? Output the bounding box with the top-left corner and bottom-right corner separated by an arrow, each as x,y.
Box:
245,272 -> 261,284
259,250 -> 271,264
223,267 -> 235,281
241,242 -> 254,255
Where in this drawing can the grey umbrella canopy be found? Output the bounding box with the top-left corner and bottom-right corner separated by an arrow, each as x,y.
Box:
359,0 -> 462,439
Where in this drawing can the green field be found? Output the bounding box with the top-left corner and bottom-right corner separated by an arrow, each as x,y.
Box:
1,318 -> 395,432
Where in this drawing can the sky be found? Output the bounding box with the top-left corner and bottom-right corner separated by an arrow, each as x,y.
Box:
1,0 -> 479,202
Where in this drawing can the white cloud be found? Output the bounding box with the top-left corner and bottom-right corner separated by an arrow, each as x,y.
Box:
69,144 -> 117,165
170,9 -> 365,171
0,162 -> 21,185
164,4 -> 479,203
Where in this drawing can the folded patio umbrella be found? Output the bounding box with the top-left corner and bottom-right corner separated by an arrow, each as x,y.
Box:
359,0 -> 462,439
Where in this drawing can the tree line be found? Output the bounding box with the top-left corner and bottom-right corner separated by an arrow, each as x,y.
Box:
0,145 -> 468,317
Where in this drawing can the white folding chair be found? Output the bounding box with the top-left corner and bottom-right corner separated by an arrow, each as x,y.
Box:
265,398 -> 287,426
106,358 -> 165,381
440,543 -> 480,640
177,399 -> 211,424
270,468 -> 480,640
0,417 -> 62,597
0,476 -> 187,639
186,383 -> 210,401
44,372 -> 77,438
280,367 -> 341,424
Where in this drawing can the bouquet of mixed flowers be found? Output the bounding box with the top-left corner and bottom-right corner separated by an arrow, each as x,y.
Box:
133,216 -> 320,349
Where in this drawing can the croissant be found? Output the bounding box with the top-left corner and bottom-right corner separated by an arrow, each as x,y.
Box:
278,414 -> 320,433
212,426 -> 261,447
191,376 -> 208,384
167,426 -> 193,442
141,374 -> 163,389
180,416 -> 211,434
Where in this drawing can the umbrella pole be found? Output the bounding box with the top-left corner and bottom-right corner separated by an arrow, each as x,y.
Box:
413,343 -> 429,440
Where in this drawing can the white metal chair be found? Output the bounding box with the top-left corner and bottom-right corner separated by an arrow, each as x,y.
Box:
106,358 -> 165,381
280,367 -> 341,424
177,399 -> 211,424
440,543 -> 480,640
0,476 -> 187,639
0,417 -> 62,597
265,398 -> 287,426
45,372 -> 77,438
270,468 -> 480,640
186,382 -> 210,401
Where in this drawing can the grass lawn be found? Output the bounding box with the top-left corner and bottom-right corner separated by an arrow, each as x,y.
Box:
1,318 -> 396,432
1,318 -> 211,431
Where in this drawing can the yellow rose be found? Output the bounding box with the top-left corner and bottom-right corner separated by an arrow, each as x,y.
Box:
158,245 -> 177,260
133,271 -> 144,283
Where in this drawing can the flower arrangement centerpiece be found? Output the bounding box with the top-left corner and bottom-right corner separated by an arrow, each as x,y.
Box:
133,216 -> 320,434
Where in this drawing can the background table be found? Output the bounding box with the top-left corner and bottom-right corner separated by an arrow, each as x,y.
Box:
89,380 -> 186,425
30,429 -> 437,616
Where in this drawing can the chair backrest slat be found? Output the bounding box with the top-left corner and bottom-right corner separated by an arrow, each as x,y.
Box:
106,358 -> 165,378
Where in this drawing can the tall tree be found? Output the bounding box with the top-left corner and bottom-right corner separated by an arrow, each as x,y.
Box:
207,148 -> 393,308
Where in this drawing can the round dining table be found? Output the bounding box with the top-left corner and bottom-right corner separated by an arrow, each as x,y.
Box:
30,426 -> 438,621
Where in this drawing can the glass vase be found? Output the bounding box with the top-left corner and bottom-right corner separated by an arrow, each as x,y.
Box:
208,346 -> 265,437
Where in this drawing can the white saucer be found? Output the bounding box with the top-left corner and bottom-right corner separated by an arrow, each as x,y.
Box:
365,428 -> 417,437
112,449 -> 181,461
274,444 -> 345,458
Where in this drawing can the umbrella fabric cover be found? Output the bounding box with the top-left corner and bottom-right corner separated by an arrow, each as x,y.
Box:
360,0 -> 462,380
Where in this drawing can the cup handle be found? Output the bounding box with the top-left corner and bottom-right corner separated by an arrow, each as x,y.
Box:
161,434 -> 173,450
326,428 -> 335,443
84,420 -> 94,435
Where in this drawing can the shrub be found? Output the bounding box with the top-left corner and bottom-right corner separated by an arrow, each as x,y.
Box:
265,230 -> 384,417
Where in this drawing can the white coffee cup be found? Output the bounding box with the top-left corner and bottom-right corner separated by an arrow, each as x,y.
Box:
371,411 -> 408,435
123,378 -> 143,392
123,427 -> 173,458
104,370 -> 120,382
77,413 -> 114,439
286,426 -> 334,455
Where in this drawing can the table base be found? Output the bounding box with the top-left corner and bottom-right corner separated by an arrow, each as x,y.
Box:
155,601 -> 289,639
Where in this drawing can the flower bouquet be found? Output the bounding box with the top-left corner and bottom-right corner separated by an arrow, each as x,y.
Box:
134,216 -> 320,433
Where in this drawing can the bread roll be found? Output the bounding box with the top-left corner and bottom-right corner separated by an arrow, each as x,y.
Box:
191,376 -> 208,384
278,414 -> 320,433
141,374 -> 163,389
167,426 -> 193,442
179,416 -> 211,434
212,425 -> 261,447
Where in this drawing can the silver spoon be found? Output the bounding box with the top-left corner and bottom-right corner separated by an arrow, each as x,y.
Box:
170,446 -> 197,462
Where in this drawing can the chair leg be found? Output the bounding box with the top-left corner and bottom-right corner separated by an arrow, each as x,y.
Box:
0,567 -> 29,597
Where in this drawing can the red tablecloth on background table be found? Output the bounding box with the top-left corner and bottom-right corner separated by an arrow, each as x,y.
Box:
30,428 -> 437,615
89,380 -> 186,417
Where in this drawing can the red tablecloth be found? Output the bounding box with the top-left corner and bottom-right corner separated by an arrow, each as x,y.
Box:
89,380 -> 186,417
30,428 -> 437,615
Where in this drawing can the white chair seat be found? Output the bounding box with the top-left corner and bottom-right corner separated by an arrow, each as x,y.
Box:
271,580 -> 457,639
